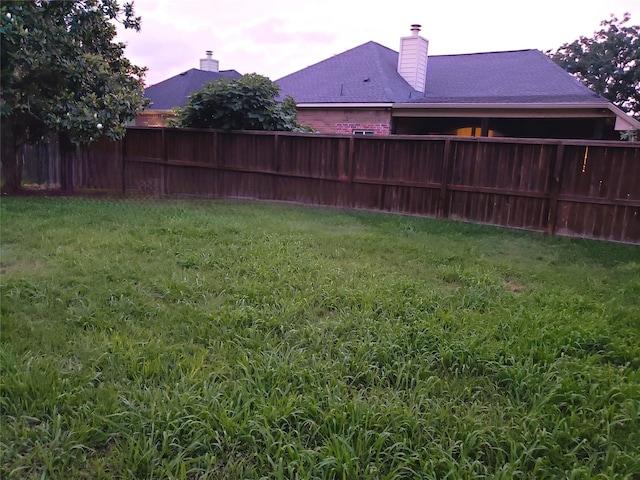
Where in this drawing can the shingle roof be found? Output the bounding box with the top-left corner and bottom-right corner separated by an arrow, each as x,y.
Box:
415,49 -> 605,104
277,42 -> 419,103
145,68 -> 242,110
276,43 -> 607,105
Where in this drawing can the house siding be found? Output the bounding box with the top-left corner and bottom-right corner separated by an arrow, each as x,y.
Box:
297,107 -> 392,135
397,35 -> 428,92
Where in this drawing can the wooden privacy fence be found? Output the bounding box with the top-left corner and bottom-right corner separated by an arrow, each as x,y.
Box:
72,127 -> 640,244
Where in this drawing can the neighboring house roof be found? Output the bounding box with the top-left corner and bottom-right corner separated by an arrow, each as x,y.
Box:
144,68 -> 242,110
276,43 -> 607,106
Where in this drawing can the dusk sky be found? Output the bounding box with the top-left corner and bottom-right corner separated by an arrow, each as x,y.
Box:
115,0 -> 640,87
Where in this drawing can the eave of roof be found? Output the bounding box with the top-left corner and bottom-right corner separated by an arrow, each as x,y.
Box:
394,102 -> 613,112
297,103 -> 393,108
298,102 -> 611,110
393,102 -> 640,129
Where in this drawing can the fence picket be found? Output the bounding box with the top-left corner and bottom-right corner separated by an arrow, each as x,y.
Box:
19,128 -> 640,244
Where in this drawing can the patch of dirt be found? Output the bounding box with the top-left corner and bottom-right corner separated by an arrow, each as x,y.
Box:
505,281 -> 524,293
0,260 -> 45,276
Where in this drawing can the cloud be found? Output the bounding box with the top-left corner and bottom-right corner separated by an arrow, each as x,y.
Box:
244,17 -> 336,45
117,0 -> 640,86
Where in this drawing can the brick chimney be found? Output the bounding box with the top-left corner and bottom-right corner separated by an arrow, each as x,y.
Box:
200,50 -> 219,72
397,24 -> 428,93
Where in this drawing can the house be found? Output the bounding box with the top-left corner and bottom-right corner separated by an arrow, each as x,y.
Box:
276,25 -> 640,139
135,51 -> 242,127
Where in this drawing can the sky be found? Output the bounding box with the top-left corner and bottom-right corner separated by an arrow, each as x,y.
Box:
115,0 -> 640,87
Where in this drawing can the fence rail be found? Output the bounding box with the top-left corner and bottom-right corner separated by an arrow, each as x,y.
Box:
54,127 -> 640,244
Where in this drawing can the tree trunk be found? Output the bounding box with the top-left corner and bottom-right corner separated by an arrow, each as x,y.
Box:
1,120 -> 23,193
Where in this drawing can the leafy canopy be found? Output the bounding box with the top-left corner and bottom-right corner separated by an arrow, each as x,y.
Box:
0,0 -> 148,146
546,13 -> 640,119
174,74 -> 308,132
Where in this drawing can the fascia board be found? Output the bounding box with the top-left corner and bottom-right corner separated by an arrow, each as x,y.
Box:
297,103 -> 394,108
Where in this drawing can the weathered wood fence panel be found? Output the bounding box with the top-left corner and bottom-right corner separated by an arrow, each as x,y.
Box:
61,127 -> 640,244
71,136 -> 122,194
21,133 -> 61,186
445,141 -> 556,233
351,137 -> 444,216
553,144 -> 640,242
123,128 -> 164,195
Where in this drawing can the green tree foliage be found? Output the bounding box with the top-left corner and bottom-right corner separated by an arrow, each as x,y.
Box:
174,74 -> 309,132
0,0 -> 148,192
547,13 -> 640,120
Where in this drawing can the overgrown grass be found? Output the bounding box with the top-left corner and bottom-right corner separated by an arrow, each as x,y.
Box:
1,197 -> 639,479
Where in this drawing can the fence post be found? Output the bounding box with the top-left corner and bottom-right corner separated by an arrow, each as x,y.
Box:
546,141 -> 564,236
348,136 -> 356,183
273,133 -> 280,172
211,130 -> 218,167
59,132 -> 75,193
335,137 -> 347,181
438,138 -> 452,218
120,135 -> 126,196
162,128 -> 168,196
343,136 -> 353,206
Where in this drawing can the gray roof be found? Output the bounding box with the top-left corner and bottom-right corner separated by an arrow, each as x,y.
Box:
277,42 -> 417,103
145,68 -> 242,110
276,43 -> 607,105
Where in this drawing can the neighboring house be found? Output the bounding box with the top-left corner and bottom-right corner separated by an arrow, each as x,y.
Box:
135,51 -> 242,127
276,25 -> 640,139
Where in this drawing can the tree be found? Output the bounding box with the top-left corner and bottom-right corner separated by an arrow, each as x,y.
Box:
1,0 -> 148,192
546,13 -> 640,120
173,74 -> 309,132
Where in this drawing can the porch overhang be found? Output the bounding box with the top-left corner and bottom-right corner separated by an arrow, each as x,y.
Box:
391,102 -> 640,131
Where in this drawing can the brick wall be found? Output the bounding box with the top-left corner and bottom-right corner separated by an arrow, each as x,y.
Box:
297,107 -> 392,135
135,111 -> 175,127
135,107 -> 393,134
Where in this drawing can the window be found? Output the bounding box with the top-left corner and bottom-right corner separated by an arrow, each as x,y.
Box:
353,129 -> 375,136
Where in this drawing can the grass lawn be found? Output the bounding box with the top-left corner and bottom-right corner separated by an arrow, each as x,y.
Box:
1,197 -> 639,479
